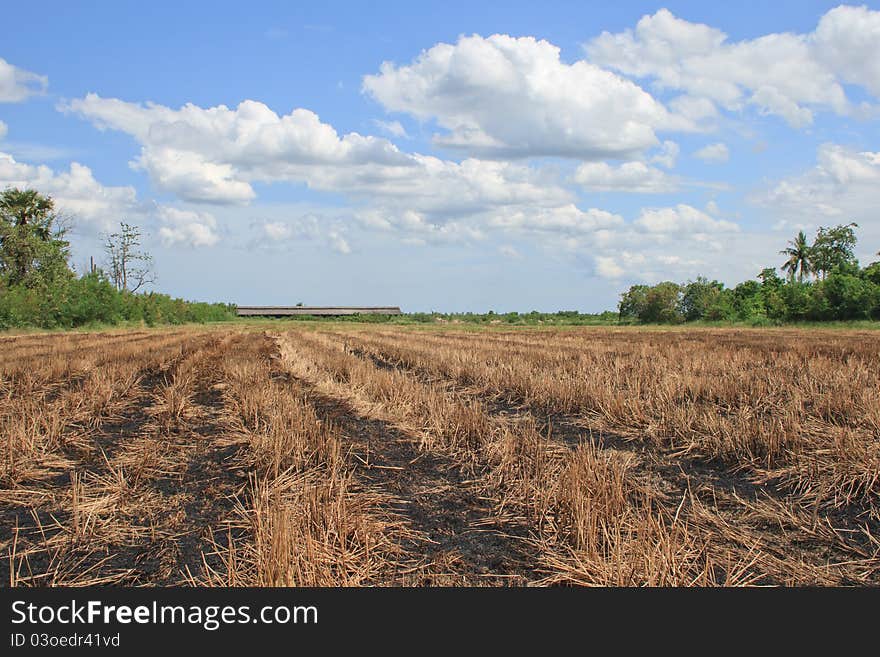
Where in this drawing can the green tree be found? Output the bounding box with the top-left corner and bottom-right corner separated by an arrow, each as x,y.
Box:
758,268 -> 786,320
810,223 -> 858,280
618,284 -> 649,321
732,280 -> 764,320
680,277 -> 724,321
103,222 -> 156,292
863,261 -> 880,287
0,188 -> 71,288
822,268 -> 880,319
758,267 -> 783,289
780,230 -> 812,281
640,282 -> 683,324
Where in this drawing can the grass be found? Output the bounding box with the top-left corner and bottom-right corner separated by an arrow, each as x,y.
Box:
1,323 -> 877,586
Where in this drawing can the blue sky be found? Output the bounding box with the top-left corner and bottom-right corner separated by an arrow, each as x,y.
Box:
2,1 -> 879,311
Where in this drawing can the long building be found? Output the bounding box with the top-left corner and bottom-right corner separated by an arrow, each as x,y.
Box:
236,306 -> 402,317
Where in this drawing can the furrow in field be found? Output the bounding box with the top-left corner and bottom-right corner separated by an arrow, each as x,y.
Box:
188,331 -> 397,587
0,331 -> 246,586
274,330 -> 543,585
336,329 -> 880,502
329,329 -> 879,584
280,331 -> 793,585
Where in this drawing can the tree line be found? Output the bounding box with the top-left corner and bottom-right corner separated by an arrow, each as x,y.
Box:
618,223 -> 880,324
3,186 -> 879,330
0,188 -> 235,330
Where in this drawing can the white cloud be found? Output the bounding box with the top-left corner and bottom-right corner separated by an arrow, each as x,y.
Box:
585,7 -> 877,128
595,255 -> 625,279
598,251 -> 712,282
694,142 -> 729,163
668,95 -> 719,123
363,33 -> 689,160
499,245 -> 521,258
813,5 -> 880,98
135,148 -> 256,204
156,207 -> 219,247
634,203 -> 739,235
308,154 -> 572,220
327,230 -> 351,254
0,151 -> 139,231
256,216 -> 320,242
486,204 -> 623,235
372,119 -> 409,138
0,150 -> 222,247
63,94 -> 413,205
62,94 -> 573,223
262,221 -> 294,241
251,215 -> 353,254
0,120 -> 6,140
572,161 -> 679,193
0,58 -> 47,103
651,140 -> 679,168
754,144 -> 880,240
58,80 -> 764,270
355,208 -> 486,246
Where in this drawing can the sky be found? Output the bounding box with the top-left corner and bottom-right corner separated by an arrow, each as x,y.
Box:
1,1 -> 879,312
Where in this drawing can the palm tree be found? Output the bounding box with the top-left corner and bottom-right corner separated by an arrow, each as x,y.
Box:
0,188 -> 55,239
780,230 -> 812,282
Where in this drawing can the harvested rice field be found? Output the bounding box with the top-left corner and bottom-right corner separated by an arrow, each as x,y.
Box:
2,325 -> 878,586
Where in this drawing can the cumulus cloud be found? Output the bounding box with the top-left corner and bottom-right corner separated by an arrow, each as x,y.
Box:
754,143 -> 880,228
62,94 -> 575,224
486,204 -> 623,235
156,207 -> 220,247
251,215 -> 352,254
66,93 -> 653,254
592,250 -> 712,282
63,94 -> 413,205
0,151 -> 139,231
572,161 -> 679,193
299,154 -> 572,222
634,203 -> 739,235
651,140 -> 680,168
372,119 -> 409,138
0,150 -> 222,247
813,5 -> 880,98
255,216 -> 321,242
560,203 -> 745,287
363,33 -> 690,160
585,7 -> 880,128
0,58 -> 47,103
595,255 -> 625,279
694,142 -> 729,163
327,231 -> 351,254
355,208 -> 486,246
64,86 -> 765,262
135,148 -> 256,204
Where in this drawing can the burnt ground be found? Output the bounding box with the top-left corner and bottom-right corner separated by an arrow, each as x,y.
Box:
344,339 -> 880,584
1,338 -> 249,586
268,361 -> 540,586
3,329 -> 876,587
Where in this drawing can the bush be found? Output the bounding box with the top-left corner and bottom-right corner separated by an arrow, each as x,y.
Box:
821,270 -> 880,320
680,278 -> 725,321
617,259 -> 880,325
0,271 -> 235,330
641,282 -> 684,324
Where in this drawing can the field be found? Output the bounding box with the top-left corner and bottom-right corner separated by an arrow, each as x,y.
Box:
1,324 -> 878,586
